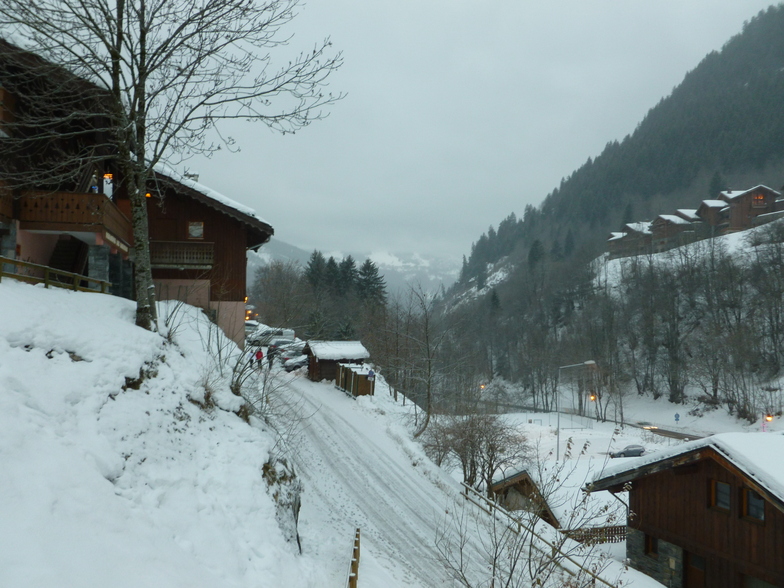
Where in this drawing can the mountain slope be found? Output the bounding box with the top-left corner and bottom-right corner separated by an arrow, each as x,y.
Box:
458,5 -> 784,289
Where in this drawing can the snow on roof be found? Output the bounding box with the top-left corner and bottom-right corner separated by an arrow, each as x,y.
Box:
306,341 -> 370,361
153,163 -> 269,225
701,199 -> 728,208
720,185 -> 781,201
608,232 -> 626,241
624,222 -> 652,234
657,214 -> 691,225
676,209 -> 700,221
591,432 -> 784,503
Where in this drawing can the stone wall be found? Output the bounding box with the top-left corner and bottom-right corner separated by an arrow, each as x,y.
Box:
627,527 -> 683,587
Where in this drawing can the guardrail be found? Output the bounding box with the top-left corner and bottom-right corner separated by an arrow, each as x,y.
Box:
0,255 -> 111,293
346,528 -> 360,588
461,483 -> 618,587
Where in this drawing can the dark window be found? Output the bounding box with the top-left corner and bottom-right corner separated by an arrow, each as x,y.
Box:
644,534 -> 658,558
710,480 -> 731,512
743,488 -> 765,521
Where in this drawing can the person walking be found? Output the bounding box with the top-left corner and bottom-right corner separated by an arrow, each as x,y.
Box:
255,348 -> 264,369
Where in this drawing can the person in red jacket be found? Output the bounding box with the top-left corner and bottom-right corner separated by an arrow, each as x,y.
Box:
254,348 -> 264,369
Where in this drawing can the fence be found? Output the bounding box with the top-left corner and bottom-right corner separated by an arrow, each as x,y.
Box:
346,528 -> 360,588
461,483 -> 619,588
0,255 -> 111,293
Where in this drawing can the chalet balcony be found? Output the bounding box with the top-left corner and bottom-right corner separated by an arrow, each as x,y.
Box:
149,240 -> 214,270
18,191 -> 132,251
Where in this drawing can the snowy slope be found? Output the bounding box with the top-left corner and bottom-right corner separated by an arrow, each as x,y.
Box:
1,278 -> 667,587
0,280 -> 316,587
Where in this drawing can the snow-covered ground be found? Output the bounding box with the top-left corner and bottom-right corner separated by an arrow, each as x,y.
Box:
4,278 -> 777,587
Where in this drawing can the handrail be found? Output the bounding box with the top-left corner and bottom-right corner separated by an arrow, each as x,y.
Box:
461,483 -> 618,588
345,528 -> 360,588
0,255 -> 111,293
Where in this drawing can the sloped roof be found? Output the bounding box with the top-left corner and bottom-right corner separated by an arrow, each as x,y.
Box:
624,222 -> 652,235
152,165 -> 273,249
676,209 -> 700,221
607,232 -> 626,242
589,432 -> 784,513
655,214 -> 691,225
701,199 -> 728,208
305,341 -> 370,361
720,185 -> 781,201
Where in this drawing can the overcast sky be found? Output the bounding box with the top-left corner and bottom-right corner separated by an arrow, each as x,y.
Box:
190,1 -> 777,262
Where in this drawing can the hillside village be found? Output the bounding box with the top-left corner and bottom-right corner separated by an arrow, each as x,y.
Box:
4,5 -> 784,588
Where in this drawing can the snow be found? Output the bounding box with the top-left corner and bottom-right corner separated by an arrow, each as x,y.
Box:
593,432 -> 784,502
3,277 -> 748,588
153,162 -> 269,225
656,214 -> 691,225
624,221 -> 652,234
701,199 -> 727,207
676,209 -> 700,221
305,340 -> 370,361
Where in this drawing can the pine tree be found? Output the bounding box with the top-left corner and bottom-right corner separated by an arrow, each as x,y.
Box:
338,255 -> 359,295
357,259 -> 387,306
305,250 -> 326,291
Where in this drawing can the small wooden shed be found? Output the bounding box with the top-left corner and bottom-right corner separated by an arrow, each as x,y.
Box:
303,340 -> 370,382
336,363 -> 376,397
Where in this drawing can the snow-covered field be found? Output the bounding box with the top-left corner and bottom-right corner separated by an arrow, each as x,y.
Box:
2,278 -> 776,587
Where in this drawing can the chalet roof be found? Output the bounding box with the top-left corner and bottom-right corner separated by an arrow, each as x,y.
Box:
720,185 -> 781,201
655,214 -> 691,225
701,199 -> 728,208
152,165 -> 273,248
676,209 -> 700,221
607,232 -> 626,242
305,341 -> 370,361
589,432 -> 784,513
623,222 -> 651,235
494,463 -> 622,529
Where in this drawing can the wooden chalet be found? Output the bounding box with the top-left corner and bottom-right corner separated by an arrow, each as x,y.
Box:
588,433 -> 784,588
119,168 -> 272,346
0,39 -> 273,345
492,465 -> 625,545
303,341 -> 370,382
607,222 -> 652,258
720,186 -> 782,232
651,214 -> 696,252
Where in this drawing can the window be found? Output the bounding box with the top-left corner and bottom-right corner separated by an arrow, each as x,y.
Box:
752,193 -> 766,208
644,534 -> 658,558
742,488 -> 765,521
710,480 -> 731,512
188,221 -> 204,240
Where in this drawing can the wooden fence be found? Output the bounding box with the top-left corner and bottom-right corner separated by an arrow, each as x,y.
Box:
346,528 -> 360,588
0,256 -> 111,293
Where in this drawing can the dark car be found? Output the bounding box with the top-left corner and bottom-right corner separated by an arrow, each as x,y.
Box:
610,444 -> 646,458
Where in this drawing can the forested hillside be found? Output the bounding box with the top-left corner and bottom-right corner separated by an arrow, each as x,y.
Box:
458,5 -> 784,289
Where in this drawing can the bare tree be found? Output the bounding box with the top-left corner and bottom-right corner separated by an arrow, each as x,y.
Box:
0,0 -> 342,330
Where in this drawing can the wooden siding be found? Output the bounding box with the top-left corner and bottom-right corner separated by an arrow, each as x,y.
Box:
728,189 -> 778,231
146,190 -> 249,302
0,189 -> 11,222
17,191 -> 132,248
629,457 -> 784,587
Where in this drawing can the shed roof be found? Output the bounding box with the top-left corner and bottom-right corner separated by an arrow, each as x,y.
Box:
589,432 -> 784,513
306,341 -> 370,361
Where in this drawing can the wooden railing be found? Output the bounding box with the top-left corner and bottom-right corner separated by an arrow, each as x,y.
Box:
0,255 -> 111,293
150,240 -> 214,269
18,190 -> 132,247
346,528 -> 360,588
563,525 -> 626,545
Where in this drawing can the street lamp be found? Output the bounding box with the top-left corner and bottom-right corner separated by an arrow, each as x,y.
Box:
556,360 -> 596,461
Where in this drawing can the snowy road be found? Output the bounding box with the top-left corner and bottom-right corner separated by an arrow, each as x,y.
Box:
281,376 -> 463,588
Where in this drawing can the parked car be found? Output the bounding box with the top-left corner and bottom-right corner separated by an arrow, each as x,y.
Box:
610,445 -> 646,458
247,328 -> 295,347
276,341 -> 306,363
266,338 -> 296,361
283,354 -> 308,372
